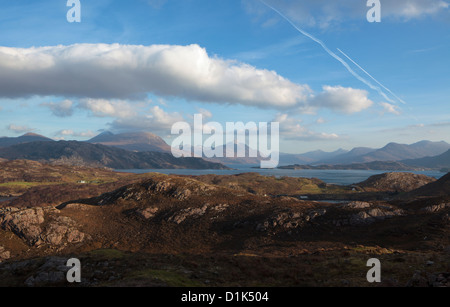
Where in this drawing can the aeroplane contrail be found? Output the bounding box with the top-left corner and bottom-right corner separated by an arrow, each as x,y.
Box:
337,48 -> 406,105
258,0 -> 404,105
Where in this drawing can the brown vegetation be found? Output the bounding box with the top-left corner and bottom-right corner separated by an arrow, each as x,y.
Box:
0,161 -> 448,287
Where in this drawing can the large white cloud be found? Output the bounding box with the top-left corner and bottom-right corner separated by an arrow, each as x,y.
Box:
0,43 -> 311,108
311,86 -> 373,114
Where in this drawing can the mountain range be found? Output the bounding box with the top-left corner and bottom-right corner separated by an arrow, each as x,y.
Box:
317,141 -> 450,164
0,140 -> 228,170
0,133 -> 53,148
1,132 -> 450,170
88,131 -> 171,152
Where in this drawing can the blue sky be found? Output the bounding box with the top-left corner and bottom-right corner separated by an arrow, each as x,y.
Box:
0,0 -> 449,153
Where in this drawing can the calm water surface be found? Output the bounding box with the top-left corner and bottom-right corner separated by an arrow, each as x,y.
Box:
115,165 -> 445,186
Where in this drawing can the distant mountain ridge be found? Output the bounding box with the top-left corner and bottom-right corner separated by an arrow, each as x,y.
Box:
0,141 -> 229,170
0,133 -> 54,148
318,140 -> 450,164
1,132 -> 450,169
402,148 -> 450,170
87,131 -> 171,152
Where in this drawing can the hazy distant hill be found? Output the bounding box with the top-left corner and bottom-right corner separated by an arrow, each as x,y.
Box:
402,149 -> 450,170
318,141 -> 450,164
0,133 -> 54,148
87,131 -> 171,153
318,147 -> 375,164
279,149 -> 348,166
0,141 -> 229,170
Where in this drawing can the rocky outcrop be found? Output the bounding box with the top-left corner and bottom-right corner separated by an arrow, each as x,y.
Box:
341,201 -> 372,209
42,216 -> 86,246
348,207 -> 405,225
256,208 -> 327,232
135,207 -> 159,219
24,257 -> 69,287
0,246 -> 10,263
168,205 -> 209,224
0,207 -> 86,247
331,202 -> 405,226
421,203 -> 450,214
168,203 -> 229,224
97,177 -> 218,206
0,207 -> 46,245
356,172 -> 436,193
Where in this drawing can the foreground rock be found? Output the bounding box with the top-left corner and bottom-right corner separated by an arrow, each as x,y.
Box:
355,172 -> 436,193
0,207 -> 87,247
0,246 -> 10,262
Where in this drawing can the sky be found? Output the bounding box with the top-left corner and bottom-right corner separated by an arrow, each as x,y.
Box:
0,0 -> 449,154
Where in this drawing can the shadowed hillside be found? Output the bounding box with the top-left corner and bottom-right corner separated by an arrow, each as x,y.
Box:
0,141 -> 229,170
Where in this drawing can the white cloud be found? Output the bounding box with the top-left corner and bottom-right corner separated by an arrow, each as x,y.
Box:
0,43 -> 380,115
110,105 -> 184,133
254,0 -> 449,29
78,98 -> 138,118
274,113 -> 339,141
76,98 -> 183,133
0,43 -> 311,109
383,0 -> 449,19
41,99 -> 74,117
379,102 -> 401,115
56,129 -> 96,138
7,124 -> 34,134
311,86 -> 373,114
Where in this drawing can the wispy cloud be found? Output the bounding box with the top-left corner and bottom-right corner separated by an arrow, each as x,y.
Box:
7,124 -> 34,134
254,0 -> 450,29
379,102 -> 401,115
337,49 -> 406,105
233,36 -> 305,61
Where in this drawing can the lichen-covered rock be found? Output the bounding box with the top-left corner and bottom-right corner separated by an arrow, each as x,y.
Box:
0,207 -> 46,245
135,207 -> 159,219
341,201 -> 372,209
0,207 -> 86,247
349,207 -> 404,225
168,204 -> 209,224
256,208 -> 327,232
41,216 -> 86,246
